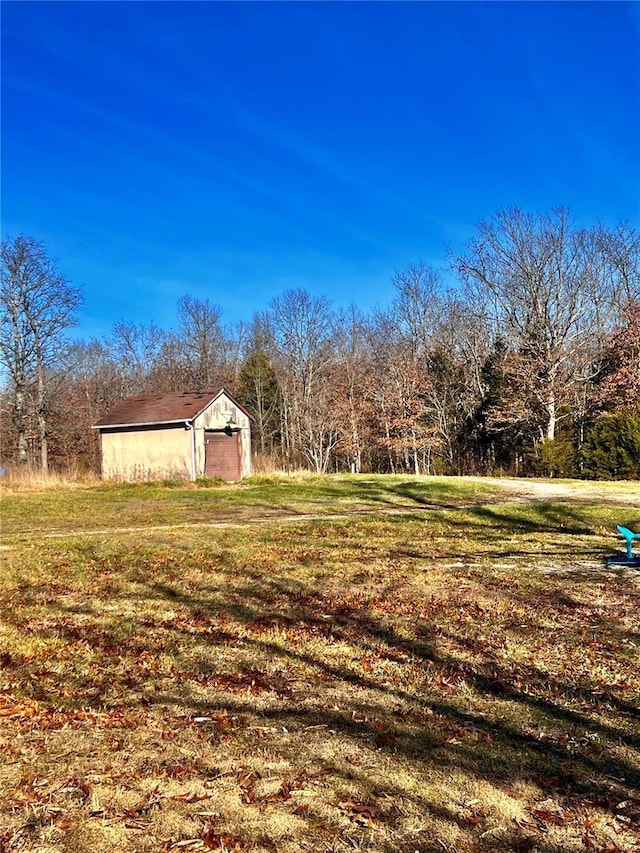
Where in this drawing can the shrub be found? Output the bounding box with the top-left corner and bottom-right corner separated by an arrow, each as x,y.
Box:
528,438 -> 576,478
581,410 -> 640,480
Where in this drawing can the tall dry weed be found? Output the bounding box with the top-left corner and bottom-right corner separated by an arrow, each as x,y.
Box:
0,465 -> 100,492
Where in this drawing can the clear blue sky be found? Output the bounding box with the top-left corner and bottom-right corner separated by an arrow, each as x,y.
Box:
2,1 -> 639,338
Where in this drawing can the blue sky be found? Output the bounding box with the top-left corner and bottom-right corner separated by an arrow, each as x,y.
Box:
2,1 -> 639,338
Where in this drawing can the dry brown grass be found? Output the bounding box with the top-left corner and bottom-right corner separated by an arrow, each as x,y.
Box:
0,466 -> 101,493
0,480 -> 639,852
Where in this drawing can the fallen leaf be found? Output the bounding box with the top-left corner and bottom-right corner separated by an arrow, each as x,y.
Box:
339,798 -> 380,827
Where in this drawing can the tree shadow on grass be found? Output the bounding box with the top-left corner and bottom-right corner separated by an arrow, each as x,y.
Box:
424,503 -> 600,536
4,523 -> 640,851
52,566 -> 628,805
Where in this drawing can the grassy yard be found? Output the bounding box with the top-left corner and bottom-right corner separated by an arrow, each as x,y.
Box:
1,476 -> 639,852
1,474 -> 505,536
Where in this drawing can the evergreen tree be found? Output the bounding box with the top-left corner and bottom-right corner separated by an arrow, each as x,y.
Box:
582,410 -> 640,480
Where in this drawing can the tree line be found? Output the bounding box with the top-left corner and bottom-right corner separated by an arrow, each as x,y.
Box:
1,207 -> 639,479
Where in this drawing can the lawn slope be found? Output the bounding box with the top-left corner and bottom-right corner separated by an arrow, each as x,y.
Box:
1,476 -> 638,852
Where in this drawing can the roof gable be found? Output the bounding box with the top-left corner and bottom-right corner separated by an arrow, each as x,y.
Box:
94,387 -> 251,428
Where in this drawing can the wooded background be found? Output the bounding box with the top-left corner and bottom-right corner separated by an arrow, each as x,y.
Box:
2,207 -> 639,479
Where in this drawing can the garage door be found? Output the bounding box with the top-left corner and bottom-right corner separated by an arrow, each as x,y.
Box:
205,430 -> 241,480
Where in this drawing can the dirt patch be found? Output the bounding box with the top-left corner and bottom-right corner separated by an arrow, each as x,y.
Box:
484,477 -> 640,505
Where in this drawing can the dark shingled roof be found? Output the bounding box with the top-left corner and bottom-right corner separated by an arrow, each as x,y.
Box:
94,388 -> 250,428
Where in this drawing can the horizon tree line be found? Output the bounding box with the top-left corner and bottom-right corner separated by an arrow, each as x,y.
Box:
1,207 -> 639,479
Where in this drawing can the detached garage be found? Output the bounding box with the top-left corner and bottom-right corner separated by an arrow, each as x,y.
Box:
93,388 -> 252,482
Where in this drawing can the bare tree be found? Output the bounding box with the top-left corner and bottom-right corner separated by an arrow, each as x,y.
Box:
596,299 -> 640,413
269,289 -> 337,472
332,306 -> 373,473
364,267 -> 462,474
176,294 -> 226,388
597,222 -> 640,306
391,262 -> 443,358
365,308 -> 442,475
239,314 -> 281,459
456,208 -> 615,444
45,339 -> 122,471
111,320 -> 166,393
1,236 -> 81,469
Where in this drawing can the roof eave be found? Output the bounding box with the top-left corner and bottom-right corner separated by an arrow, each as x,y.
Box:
92,418 -> 192,430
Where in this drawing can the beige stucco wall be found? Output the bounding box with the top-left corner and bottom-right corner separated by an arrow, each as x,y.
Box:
101,425 -> 193,481
193,396 -> 252,478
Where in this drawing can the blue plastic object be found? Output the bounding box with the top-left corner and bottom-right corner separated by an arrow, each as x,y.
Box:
608,525 -> 640,567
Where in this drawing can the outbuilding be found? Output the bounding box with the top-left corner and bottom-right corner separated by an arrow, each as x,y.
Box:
93,388 -> 252,482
